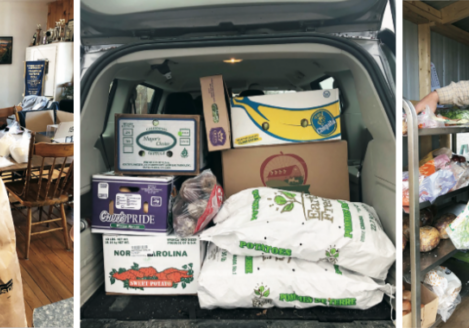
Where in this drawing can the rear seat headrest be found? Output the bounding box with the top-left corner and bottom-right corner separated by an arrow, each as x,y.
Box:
164,92 -> 200,116
238,89 -> 265,97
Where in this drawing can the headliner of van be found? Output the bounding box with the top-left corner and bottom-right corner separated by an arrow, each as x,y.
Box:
113,53 -> 351,92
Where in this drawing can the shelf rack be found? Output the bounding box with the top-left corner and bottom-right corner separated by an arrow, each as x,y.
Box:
402,100 -> 468,328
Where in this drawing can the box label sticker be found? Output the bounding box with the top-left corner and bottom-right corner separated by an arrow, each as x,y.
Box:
98,183 -> 109,199
210,127 -> 227,146
151,196 -> 162,207
235,133 -> 261,146
118,118 -> 197,172
116,193 -> 142,210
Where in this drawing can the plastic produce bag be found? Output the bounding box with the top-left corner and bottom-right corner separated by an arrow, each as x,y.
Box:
200,187 -> 396,280
419,154 -> 450,177
172,170 -> 224,237
402,172 -> 426,207
0,180 -> 27,327
418,106 -> 445,129
198,243 -> 395,310
424,266 -> 461,322
10,131 -> 31,164
446,201 -> 469,249
420,170 -> 457,204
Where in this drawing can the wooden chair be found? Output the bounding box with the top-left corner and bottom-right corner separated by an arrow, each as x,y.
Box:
0,105 -> 21,126
5,135 -> 73,259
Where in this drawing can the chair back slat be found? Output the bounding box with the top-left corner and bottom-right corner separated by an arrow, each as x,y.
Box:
53,157 -> 68,198
59,161 -> 73,196
23,132 -> 36,197
35,157 -> 46,202
43,157 -> 56,200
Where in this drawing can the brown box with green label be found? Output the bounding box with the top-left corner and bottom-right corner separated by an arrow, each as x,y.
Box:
221,141 -> 349,200
200,75 -> 232,151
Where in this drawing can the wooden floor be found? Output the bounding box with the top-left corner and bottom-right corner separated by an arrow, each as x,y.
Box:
12,204 -> 74,327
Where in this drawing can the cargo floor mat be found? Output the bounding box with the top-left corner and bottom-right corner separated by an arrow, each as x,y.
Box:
81,285 -> 392,324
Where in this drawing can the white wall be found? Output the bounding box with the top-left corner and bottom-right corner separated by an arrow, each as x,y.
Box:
0,1 -> 48,108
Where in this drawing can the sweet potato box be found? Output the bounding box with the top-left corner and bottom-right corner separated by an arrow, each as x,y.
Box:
103,235 -> 205,295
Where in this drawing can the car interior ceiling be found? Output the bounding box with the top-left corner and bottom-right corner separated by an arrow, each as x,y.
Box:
81,44 -> 394,249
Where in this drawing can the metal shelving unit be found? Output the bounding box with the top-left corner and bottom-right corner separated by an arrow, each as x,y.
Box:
402,100 -> 468,328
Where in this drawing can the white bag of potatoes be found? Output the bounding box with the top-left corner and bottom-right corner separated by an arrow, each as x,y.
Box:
201,188 -> 395,280
198,243 -> 394,310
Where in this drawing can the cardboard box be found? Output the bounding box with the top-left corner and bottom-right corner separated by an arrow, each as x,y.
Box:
231,89 -> 341,147
403,283 -> 439,328
222,141 -> 349,200
200,75 -> 232,151
115,114 -> 203,175
103,234 -> 204,295
91,172 -> 175,235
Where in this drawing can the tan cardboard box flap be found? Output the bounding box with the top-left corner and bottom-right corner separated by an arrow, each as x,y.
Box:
200,75 -> 231,151
56,110 -> 73,123
25,110 -> 55,132
222,140 -> 349,200
403,283 -> 439,328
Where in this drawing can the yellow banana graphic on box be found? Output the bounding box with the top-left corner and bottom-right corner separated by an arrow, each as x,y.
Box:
231,97 -> 341,142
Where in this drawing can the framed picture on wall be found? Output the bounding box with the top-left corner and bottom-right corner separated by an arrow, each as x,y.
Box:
0,37 -> 13,65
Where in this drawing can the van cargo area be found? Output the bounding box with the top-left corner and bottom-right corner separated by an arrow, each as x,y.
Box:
80,36 -> 395,326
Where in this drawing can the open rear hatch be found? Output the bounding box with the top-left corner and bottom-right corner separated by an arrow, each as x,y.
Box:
80,1 -> 395,326
81,0 -> 389,44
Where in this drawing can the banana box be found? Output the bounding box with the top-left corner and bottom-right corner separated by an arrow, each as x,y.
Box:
231,89 -> 341,147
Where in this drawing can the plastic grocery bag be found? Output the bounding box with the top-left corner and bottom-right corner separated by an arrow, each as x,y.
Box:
424,266 -> 461,322
10,131 -> 31,164
173,170 -> 224,237
446,201 -> 469,249
198,243 -> 395,310
0,133 -> 15,157
418,106 -> 445,129
402,172 -> 426,207
200,188 -> 396,280
0,180 -> 27,327
420,170 -> 457,204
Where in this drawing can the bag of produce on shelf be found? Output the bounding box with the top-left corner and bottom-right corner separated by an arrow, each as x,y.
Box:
198,243 -> 395,310
402,172 -> 426,207
418,106 -> 445,129
420,148 -> 453,167
424,266 -> 462,322
419,154 -> 450,177
200,187 -> 395,280
437,108 -> 469,121
419,170 -> 457,204
173,170 -> 224,237
446,202 -> 469,249
0,180 -> 27,327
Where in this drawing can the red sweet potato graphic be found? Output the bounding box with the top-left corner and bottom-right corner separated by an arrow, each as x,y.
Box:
110,263 -> 194,290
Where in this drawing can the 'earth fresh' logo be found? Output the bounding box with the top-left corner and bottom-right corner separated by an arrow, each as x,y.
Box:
136,131 -> 177,151
268,191 -> 301,213
311,109 -> 337,137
